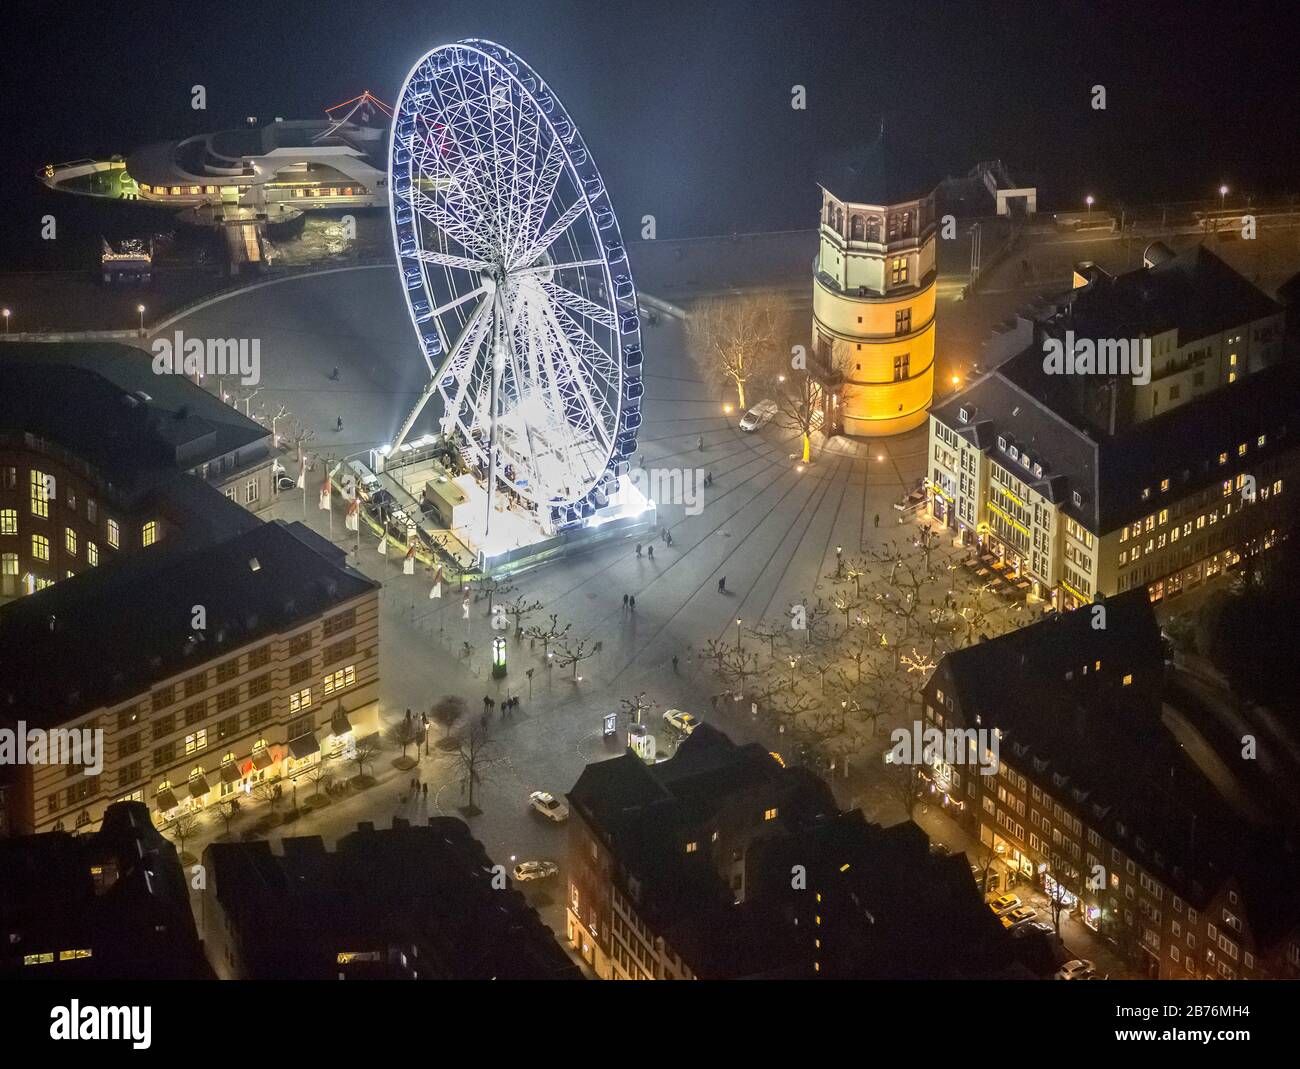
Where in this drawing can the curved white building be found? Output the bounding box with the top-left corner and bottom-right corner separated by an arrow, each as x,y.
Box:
39,93 -> 392,226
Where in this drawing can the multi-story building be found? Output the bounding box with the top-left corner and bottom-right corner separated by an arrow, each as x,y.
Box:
566,725 -> 1017,979
0,516 -> 380,837
201,817 -> 579,980
1,342 -> 278,601
924,590 -> 1300,979
811,140 -> 937,437
927,246 -> 1294,608
0,801 -> 210,977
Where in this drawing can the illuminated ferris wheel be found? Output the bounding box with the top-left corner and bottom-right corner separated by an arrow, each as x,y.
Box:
388,39 -> 643,531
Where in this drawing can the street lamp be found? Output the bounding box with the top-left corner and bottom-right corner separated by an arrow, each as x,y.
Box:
136,303 -> 146,334
1085,195 -> 1094,215
736,618 -> 742,647
492,635 -> 507,679
1219,184 -> 1229,211
2,308 -> 9,335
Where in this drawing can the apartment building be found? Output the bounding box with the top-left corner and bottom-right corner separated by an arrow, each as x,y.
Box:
927,248 -> 1295,608
1,342 -> 277,600
201,817 -> 579,980
924,590 -> 1300,979
0,801 -> 210,977
0,517 -> 380,837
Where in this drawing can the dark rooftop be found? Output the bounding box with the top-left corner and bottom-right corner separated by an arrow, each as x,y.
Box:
817,125 -> 936,206
0,519 -> 378,726
0,342 -> 268,509
204,817 -> 579,980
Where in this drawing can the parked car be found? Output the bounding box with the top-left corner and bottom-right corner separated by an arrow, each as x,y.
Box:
1054,958 -> 1097,980
987,893 -> 1021,916
1001,905 -> 1039,929
512,860 -> 559,882
663,709 -> 699,736
528,790 -> 569,823
1011,920 -> 1057,939
739,399 -> 778,431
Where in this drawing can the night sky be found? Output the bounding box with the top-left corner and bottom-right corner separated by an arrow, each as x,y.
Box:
3,0 -> 1298,267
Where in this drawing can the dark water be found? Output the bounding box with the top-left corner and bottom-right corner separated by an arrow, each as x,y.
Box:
3,0 -> 1297,271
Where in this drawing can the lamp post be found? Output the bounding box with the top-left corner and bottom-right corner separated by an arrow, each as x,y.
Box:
136,303 -> 145,336
492,635 -> 507,679
1085,195 -> 1094,216
2,308 -> 10,335
1219,184 -> 1229,212
735,618 -> 742,649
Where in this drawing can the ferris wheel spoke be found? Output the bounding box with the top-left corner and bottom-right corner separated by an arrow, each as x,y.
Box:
409,249 -> 493,273
537,280 -> 617,331
510,196 -> 588,272
439,303 -> 494,426
410,188 -> 497,264
513,136 -> 567,264
541,308 -> 616,455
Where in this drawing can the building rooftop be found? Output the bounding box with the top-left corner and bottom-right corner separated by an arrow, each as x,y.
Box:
0,801 -> 208,978
817,126 -> 936,206
0,519 -> 378,727
934,593 -> 1300,936
204,817 -> 579,980
0,342 -> 268,509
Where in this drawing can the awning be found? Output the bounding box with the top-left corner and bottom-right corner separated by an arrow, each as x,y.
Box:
331,707 -> 352,736
187,773 -> 210,799
220,762 -> 242,784
289,733 -> 320,759
252,748 -> 273,770
156,788 -> 179,812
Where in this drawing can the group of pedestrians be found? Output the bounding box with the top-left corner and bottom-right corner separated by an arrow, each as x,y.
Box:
635,542 -> 655,560
621,593 -> 637,611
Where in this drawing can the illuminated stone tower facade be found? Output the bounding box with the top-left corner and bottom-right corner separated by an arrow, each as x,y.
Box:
812,163 -> 937,437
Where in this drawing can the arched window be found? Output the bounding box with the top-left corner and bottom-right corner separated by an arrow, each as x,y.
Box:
866,216 -> 881,243
900,211 -> 913,238
850,215 -> 865,241
825,201 -> 835,225
834,207 -> 844,233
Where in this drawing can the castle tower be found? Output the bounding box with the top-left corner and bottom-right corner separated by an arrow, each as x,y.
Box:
812,142 -> 936,436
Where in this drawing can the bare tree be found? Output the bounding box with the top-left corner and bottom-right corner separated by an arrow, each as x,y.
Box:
746,618 -> 787,658
475,576 -> 516,615
351,735 -> 379,780
685,292 -> 787,410
620,692 -> 657,725
555,636 -> 598,679
430,695 -> 465,743
389,717 -> 420,761
455,720 -> 499,813
772,365 -> 823,464
525,614 -> 570,658
170,810 -> 202,858
502,595 -> 544,638
252,780 -> 282,813
210,797 -> 241,837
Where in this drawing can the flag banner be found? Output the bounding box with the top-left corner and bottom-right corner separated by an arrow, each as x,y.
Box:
430,582 -> 441,599
319,489 -> 331,511
403,545 -> 415,575
377,535 -> 387,556
296,468 -> 305,489
345,498 -> 359,531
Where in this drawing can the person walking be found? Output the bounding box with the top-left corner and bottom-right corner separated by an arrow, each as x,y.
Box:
635,543 -> 642,558
629,595 -> 636,611
336,416 -> 343,431
661,528 -> 668,544
622,593 -> 629,609
697,434 -> 704,452
718,576 -> 727,593
647,545 -> 654,560
874,513 -> 880,528
672,654 -> 679,673
422,782 -> 428,800
665,530 -> 673,547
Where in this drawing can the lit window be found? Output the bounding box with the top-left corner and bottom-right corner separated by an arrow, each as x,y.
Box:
1218,452 -> 1228,466
1160,478 -> 1169,492
30,470 -> 53,518
1257,434 -> 1266,447
87,542 -> 98,567
0,509 -> 16,535
184,730 -> 207,754
65,528 -> 77,555
290,687 -> 312,713
32,534 -> 50,561
1158,509 -> 1168,525
2,553 -> 16,576
1122,674 -> 1133,686
107,519 -> 120,548
1237,443 -> 1247,457
685,841 -> 698,854
764,807 -> 778,821
142,521 -> 158,547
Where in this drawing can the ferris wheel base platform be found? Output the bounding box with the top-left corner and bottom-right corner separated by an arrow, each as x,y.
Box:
462,475 -> 657,579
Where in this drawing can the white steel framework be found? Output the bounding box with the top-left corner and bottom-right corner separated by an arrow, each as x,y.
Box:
388,39 -> 644,530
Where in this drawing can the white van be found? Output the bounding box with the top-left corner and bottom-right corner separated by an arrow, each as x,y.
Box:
739,399 -> 778,431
